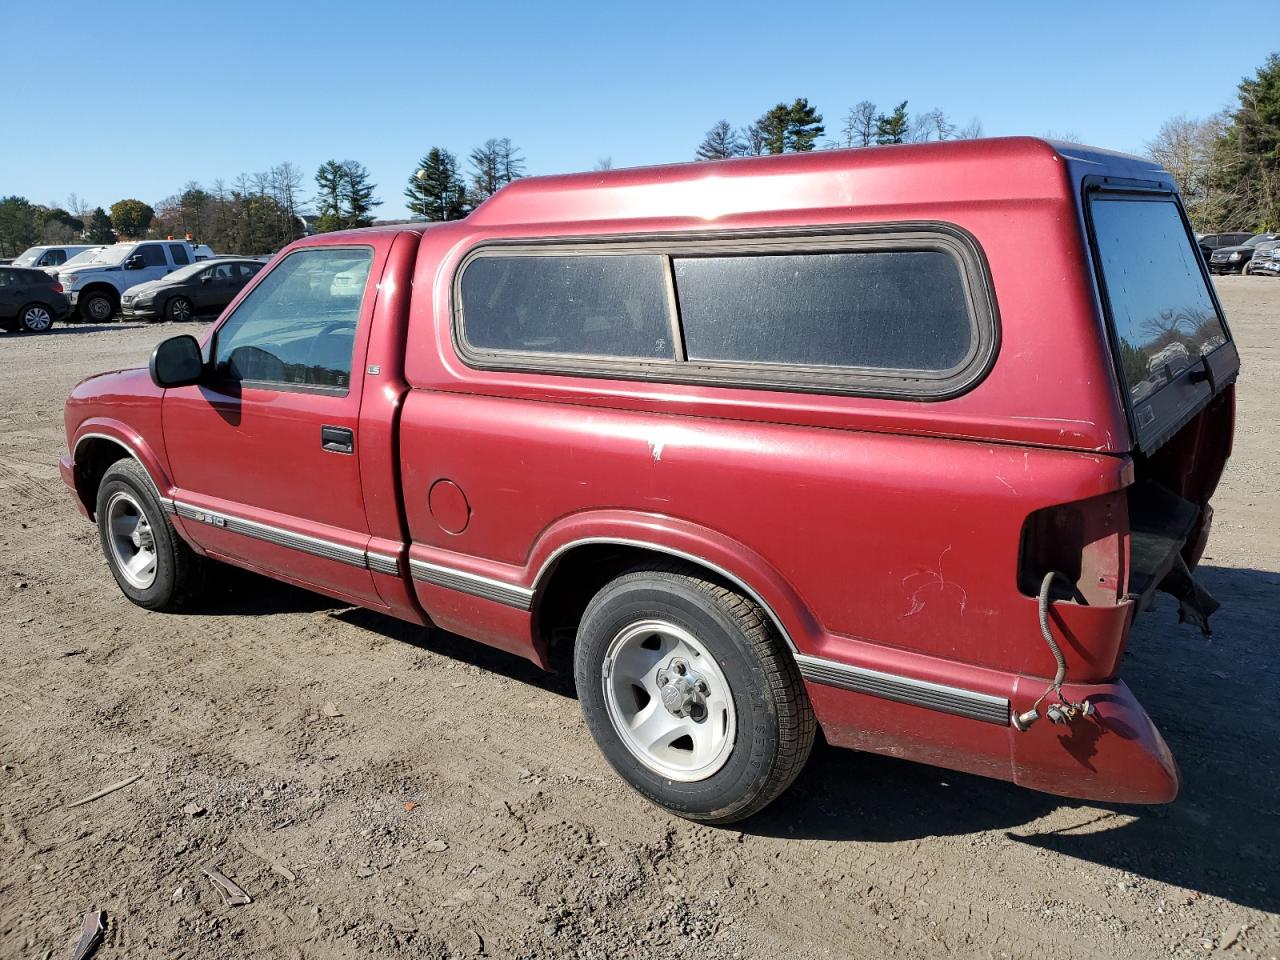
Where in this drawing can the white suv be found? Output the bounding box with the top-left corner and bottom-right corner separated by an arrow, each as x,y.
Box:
58,241 -> 205,321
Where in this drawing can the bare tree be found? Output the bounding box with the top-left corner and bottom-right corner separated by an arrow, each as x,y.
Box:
741,122 -> 768,156
1145,113 -> 1228,228
839,101 -> 878,147
955,117 -> 985,140
594,156 -> 613,171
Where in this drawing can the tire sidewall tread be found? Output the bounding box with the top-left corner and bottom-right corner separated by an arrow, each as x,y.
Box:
95,459 -> 203,611
575,563 -> 815,824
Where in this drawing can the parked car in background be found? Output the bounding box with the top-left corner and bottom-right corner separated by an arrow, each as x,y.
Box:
45,246 -> 106,277
0,267 -> 70,333
11,244 -> 102,271
1196,231 -> 1252,261
56,240 -> 204,321
121,258 -> 264,322
1208,232 -> 1279,274
1248,240 -> 1280,276
62,139 -> 1236,822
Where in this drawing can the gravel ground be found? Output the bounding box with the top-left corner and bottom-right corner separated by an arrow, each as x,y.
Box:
0,277 -> 1277,959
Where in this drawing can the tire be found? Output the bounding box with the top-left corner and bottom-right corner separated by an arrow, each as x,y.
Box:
574,563 -> 815,824
18,303 -> 55,333
81,290 -> 116,323
165,296 -> 193,323
95,459 -> 204,611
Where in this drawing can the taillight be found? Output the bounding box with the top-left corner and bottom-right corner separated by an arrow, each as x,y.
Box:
51,282 -> 64,294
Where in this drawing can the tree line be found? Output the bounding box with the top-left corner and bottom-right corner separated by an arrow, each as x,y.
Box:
694,98 -> 984,160
1146,52 -> 1280,232
0,138 -> 527,257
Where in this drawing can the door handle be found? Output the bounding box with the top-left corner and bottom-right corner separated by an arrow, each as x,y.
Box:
321,425 -> 354,454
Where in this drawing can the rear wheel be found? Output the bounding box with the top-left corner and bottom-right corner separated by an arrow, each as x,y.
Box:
96,459 -> 204,610
574,564 -> 815,824
18,303 -> 54,333
165,296 -> 193,323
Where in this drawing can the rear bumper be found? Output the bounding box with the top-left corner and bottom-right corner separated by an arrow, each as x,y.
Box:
807,671 -> 1178,805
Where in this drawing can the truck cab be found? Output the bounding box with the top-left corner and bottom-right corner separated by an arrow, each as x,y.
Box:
58,240 -> 201,321
60,139 -> 1237,823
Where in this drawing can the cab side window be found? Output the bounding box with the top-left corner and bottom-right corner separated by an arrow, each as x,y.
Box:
139,245 -> 167,267
43,250 -> 67,266
169,244 -> 191,265
212,247 -> 373,392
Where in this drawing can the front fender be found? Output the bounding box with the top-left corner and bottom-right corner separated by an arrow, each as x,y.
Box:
69,418 -> 175,516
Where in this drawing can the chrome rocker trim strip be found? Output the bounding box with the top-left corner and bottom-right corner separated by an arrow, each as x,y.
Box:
408,559 -> 535,611
173,502 -> 368,569
165,506 -> 1006,724
366,552 -> 401,576
795,653 -> 1011,726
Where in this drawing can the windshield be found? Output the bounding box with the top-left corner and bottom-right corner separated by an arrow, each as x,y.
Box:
1089,195 -> 1230,405
62,247 -> 105,268
85,245 -> 135,266
11,248 -> 43,267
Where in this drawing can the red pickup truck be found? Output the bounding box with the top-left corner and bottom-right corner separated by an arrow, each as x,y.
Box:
62,138 -> 1237,823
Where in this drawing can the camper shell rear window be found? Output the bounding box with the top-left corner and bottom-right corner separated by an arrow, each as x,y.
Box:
453,226 -> 998,400
1085,185 -> 1239,451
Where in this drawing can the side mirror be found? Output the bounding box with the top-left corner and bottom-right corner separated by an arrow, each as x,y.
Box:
149,334 -> 204,388
201,275 -> 212,284
125,255 -> 144,269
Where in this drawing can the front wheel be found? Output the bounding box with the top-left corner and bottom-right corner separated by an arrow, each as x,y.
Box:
95,459 -> 204,610
165,296 -> 192,323
574,564 -> 815,824
18,303 -> 54,333
81,291 -> 115,323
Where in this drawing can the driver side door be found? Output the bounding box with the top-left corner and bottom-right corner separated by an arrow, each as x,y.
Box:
161,242 -> 388,608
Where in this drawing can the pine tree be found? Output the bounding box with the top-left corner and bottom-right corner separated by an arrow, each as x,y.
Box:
786,98 -> 824,151
1208,53 -> 1280,230
341,161 -> 381,228
314,160 -> 381,232
696,120 -> 745,160
876,102 -> 910,145
752,99 -> 825,154
756,104 -> 791,154
86,207 -> 115,244
407,148 -> 468,221
314,161 -> 347,232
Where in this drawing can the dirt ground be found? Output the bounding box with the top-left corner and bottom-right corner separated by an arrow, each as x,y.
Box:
0,277 -> 1277,960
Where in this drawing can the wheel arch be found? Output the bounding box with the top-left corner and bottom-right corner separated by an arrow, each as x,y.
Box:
527,514 -> 821,670
71,426 -> 173,520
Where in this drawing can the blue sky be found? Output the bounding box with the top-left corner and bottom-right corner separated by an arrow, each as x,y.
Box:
4,1 -> 1270,220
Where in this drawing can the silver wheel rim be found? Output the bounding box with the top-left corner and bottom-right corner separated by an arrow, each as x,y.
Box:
171,299 -> 191,321
602,619 -> 736,782
87,297 -> 111,321
23,306 -> 52,331
105,491 -> 158,589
